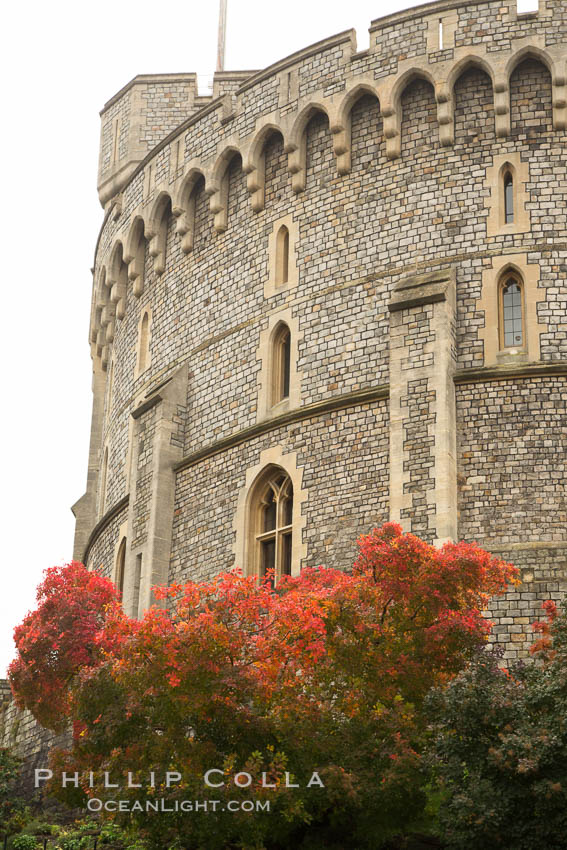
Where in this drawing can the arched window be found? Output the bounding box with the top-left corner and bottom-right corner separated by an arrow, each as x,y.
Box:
272,324 -> 291,406
115,538 -> 126,596
252,469 -> 293,584
499,272 -> 525,349
503,169 -> 514,224
138,311 -> 150,374
275,225 -> 289,286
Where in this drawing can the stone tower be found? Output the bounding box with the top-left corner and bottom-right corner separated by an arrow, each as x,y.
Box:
73,0 -> 567,663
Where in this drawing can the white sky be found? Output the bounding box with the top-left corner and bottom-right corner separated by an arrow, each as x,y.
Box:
0,0 -> 535,676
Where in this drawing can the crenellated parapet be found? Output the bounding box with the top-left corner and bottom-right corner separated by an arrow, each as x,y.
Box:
90,0 -> 566,356
98,71 -> 256,207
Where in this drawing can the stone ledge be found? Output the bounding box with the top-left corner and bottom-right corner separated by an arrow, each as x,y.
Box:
388,268 -> 455,313
237,30 -> 355,94
454,362 -> 567,384
101,73 -> 199,114
131,393 -> 163,420
82,495 -> 129,565
175,384 -> 389,473
370,0 -> 503,31
483,541 -> 567,552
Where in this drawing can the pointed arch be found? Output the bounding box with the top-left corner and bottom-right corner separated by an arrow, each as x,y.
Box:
248,465 -> 294,584
509,52 -> 554,135
382,66 -> 437,157
115,537 -> 126,596
124,215 -> 148,297
505,44 -> 556,81
270,321 -> 291,406
108,240 -> 125,285
399,72 -> 438,156
233,448 -> 307,583
244,124 -> 285,212
275,225 -> 290,288
335,83 -> 381,174
146,191 -> 173,275
501,162 -> 516,224
498,265 -> 526,351
172,167 -> 206,253
288,102 -> 330,193
134,303 -> 152,379
447,54 -> 496,94
453,60 -> 495,146
137,309 -> 151,375
108,240 -> 129,319
348,87 -> 383,172
209,145 -> 242,232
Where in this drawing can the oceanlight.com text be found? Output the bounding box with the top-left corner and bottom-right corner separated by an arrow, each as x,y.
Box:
86,798 -> 271,813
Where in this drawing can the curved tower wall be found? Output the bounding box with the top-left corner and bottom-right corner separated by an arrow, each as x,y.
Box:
74,0 -> 567,662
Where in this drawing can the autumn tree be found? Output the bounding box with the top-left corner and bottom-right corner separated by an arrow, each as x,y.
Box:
8,561 -> 121,730
10,526 -> 518,849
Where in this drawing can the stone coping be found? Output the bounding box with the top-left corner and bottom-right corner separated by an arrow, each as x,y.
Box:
101,73 -> 198,114
389,268 -> 455,312
174,384 -> 390,472
454,362 -> 567,383
236,29 -> 355,94
369,0 -> 533,31
83,495 -> 129,564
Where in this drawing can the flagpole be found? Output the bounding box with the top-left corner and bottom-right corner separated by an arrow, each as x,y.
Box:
216,0 -> 227,72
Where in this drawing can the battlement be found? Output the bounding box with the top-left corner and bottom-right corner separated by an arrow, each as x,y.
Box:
98,71 -> 258,205
96,0 -> 565,208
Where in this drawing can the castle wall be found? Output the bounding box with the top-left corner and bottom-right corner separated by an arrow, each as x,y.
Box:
0,689 -> 71,796
170,399 -> 390,581
86,502 -> 128,578
457,376 -> 566,547
2,0 -> 563,784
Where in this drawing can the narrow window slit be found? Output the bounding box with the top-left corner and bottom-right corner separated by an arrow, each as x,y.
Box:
504,172 -> 514,224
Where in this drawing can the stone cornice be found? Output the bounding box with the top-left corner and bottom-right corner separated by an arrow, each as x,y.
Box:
454,362 -> 567,384
131,393 -> 163,420
487,541 -> 567,551
101,73 -> 199,114
388,268 -> 455,312
236,30 -> 355,94
175,385 -> 390,473
82,495 -> 129,564
369,0 -> 518,31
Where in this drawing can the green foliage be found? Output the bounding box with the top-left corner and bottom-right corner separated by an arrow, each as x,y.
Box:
0,748 -> 27,838
12,836 -> 39,850
427,604 -> 567,849
25,823 -> 55,836
49,819 -> 146,850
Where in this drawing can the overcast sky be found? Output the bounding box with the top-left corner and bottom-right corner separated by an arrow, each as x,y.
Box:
0,0 -> 536,676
